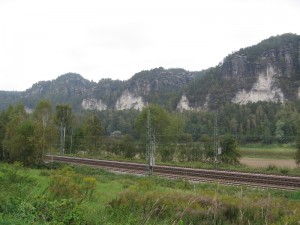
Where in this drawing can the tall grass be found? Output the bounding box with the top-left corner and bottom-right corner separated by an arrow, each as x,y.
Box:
240,143 -> 296,159
1,162 -> 300,224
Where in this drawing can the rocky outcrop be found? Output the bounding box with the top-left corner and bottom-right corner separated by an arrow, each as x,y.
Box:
220,36 -> 300,104
115,90 -> 145,110
127,68 -> 194,95
176,94 -> 209,111
1,34 -> 299,112
177,95 -> 191,111
81,98 -> 107,111
221,54 -> 254,78
232,64 -> 285,104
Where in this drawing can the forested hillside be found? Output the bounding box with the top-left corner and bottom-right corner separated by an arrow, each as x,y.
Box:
1,34 -> 300,166
1,33 -> 299,112
185,33 -> 300,110
0,68 -> 202,111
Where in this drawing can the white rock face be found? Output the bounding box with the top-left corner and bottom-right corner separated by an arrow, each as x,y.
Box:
177,95 -> 191,111
232,64 -> 284,104
115,90 -> 145,110
176,94 -> 208,111
25,107 -> 33,114
82,98 -> 107,111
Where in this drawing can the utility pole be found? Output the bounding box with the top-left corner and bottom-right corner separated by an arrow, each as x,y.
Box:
42,114 -> 46,161
214,112 -> 218,169
60,122 -> 63,154
146,110 -> 155,176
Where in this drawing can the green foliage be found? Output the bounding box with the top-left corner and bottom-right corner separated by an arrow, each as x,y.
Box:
107,186 -> 300,225
135,104 -> 171,137
32,100 -> 56,161
1,102 -> 57,166
296,149 -> 300,166
135,104 -> 186,143
219,135 -> 241,164
201,135 -> 214,159
2,104 -> 44,166
0,163 -> 90,224
0,91 -> 22,112
93,78 -> 125,108
98,109 -> 139,135
0,163 -> 36,216
0,109 -> 10,160
1,162 -> 300,224
240,144 -> 296,159
159,144 -> 175,162
23,196 -> 86,224
183,101 -> 300,145
7,120 -> 37,166
238,33 -> 300,63
128,67 -> 196,110
82,113 -> 103,154
55,104 -> 72,154
295,123 -> 300,166
184,34 -> 300,109
49,166 -> 96,200
120,134 -> 136,158
1,34 -> 300,114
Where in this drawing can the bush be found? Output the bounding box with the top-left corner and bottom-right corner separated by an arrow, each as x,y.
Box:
107,189 -> 244,224
31,196 -> 86,224
48,166 -> 96,200
219,135 -> 241,165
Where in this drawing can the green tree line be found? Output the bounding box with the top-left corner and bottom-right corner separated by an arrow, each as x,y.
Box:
0,100 -> 300,166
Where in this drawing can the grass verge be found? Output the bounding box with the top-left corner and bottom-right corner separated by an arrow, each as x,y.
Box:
1,162 -> 300,224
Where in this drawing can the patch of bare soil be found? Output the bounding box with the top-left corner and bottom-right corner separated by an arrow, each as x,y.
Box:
240,157 -> 298,168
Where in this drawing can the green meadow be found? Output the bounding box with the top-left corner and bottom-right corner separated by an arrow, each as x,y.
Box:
240,143 -> 296,159
1,162 -> 300,225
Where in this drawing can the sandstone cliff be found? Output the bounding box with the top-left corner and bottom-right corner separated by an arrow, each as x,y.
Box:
0,34 -> 299,112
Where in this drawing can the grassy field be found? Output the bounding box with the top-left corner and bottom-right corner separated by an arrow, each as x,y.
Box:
1,162 -> 300,224
240,143 -> 296,159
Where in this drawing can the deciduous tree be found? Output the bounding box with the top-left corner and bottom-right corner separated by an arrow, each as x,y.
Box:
219,135 -> 240,165
32,100 -> 56,160
55,104 -> 72,154
82,113 -> 103,154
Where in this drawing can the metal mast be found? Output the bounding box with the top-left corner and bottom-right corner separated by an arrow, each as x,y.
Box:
214,112 -> 218,168
146,109 -> 155,175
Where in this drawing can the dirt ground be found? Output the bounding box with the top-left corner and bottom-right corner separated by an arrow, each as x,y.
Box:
240,157 -> 298,169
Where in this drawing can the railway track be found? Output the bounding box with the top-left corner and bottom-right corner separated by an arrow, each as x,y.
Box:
45,155 -> 300,190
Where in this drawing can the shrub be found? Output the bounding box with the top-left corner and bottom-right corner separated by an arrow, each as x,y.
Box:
48,166 -> 96,200
280,167 -> 290,174
266,164 -> 277,171
31,195 -> 86,224
219,135 -> 241,165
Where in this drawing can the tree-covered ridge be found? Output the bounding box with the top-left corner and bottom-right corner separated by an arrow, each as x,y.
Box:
185,33 -> 300,109
237,33 -> 300,63
124,67 -> 203,110
0,33 -> 299,111
0,68 -> 200,111
1,99 -> 300,167
222,33 -> 300,97
92,78 -> 125,108
0,91 -> 22,111
23,73 -> 97,109
127,67 -> 203,92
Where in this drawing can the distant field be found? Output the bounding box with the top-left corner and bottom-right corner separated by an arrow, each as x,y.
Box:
239,144 -> 298,168
240,143 -> 296,159
240,157 -> 297,169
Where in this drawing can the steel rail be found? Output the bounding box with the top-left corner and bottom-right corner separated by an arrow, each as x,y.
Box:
45,155 -> 300,190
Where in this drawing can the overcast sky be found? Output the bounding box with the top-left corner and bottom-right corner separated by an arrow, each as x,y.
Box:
0,0 -> 299,91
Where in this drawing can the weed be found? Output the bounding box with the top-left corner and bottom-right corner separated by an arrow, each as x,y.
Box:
280,167 -> 290,174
